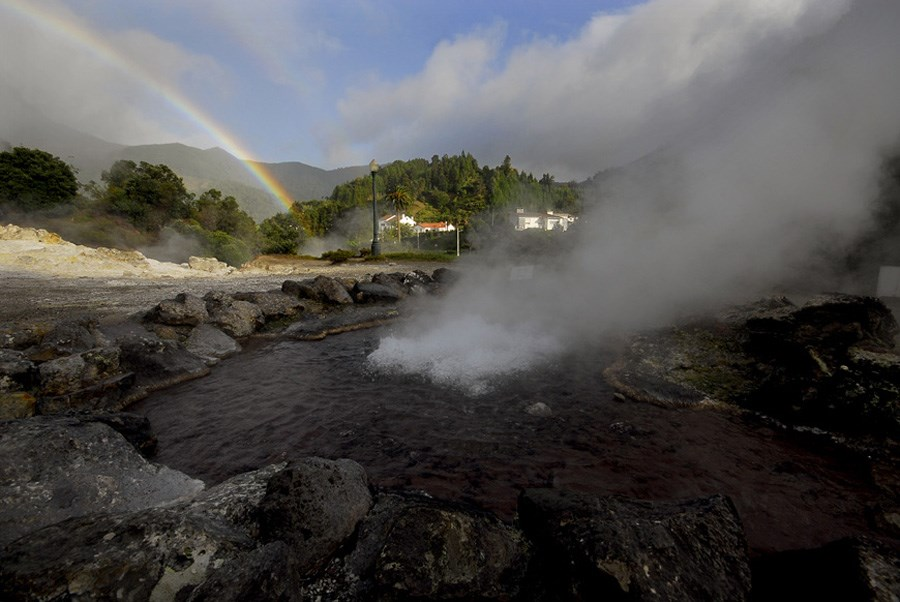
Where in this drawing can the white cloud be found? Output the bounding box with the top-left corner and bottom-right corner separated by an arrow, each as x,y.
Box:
0,0 -> 227,148
328,0 -> 853,179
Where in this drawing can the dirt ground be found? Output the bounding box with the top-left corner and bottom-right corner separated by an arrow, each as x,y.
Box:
0,225 -> 451,329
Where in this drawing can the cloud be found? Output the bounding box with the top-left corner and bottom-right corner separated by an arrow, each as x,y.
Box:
368,0 -> 900,393
329,0 -> 853,179
0,0 -> 227,149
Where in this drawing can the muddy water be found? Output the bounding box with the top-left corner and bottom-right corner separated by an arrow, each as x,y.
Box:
132,327 -> 879,555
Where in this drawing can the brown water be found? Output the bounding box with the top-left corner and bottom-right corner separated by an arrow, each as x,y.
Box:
132,327 -> 880,555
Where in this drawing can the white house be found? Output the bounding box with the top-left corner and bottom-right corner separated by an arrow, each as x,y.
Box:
511,208 -> 577,232
379,213 -> 417,232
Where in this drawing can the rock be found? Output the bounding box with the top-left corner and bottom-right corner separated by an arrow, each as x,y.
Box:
232,290 -> 305,321
184,324 -> 241,365
752,537 -> 900,601
188,255 -> 232,273
184,463 -> 287,540
518,490 -> 752,601
282,305 -> 400,340
28,317 -> 106,361
146,292 -> 209,326
432,267 -> 458,284
258,457 -> 372,576
524,401 -> 553,417
36,346 -> 121,397
0,325 -> 45,351
116,331 -> 210,395
73,410 -> 158,457
337,492 -> 531,600
353,281 -> 405,303
0,348 -> 35,388
605,294 -> 900,438
0,415 -> 204,548
204,291 -> 264,338
371,272 -> 409,298
35,346 -> 136,414
0,391 -> 35,419
282,276 -> 354,305
186,541 -> 300,602
0,507 -> 254,601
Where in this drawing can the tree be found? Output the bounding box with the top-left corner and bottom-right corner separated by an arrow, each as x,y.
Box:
385,184 -> 413,243
0,147 -> 78,211
98,160 -> 193,232
259,211 -> 306,254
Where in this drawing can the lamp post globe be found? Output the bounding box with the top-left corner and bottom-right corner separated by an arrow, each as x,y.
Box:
369,159 -> 381,257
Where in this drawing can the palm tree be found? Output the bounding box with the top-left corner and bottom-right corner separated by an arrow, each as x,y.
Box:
385,185 -> 413,243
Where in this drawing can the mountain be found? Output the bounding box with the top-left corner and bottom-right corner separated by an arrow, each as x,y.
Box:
0,101 -> 368,222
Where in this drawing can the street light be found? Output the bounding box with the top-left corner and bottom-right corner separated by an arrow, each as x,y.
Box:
369,159 -> 381,257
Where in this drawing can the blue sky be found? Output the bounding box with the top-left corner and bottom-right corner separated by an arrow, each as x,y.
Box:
0,0 -> 861,179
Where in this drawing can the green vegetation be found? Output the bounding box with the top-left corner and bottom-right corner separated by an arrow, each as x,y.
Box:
0,147 -> 78,211
1,145 -> 580,266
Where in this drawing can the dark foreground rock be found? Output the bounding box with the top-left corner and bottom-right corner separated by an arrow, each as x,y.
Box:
0,414 -> 203,548
519,489 -> 752,601
605,294 -> 900,439
752,537 -> 900,601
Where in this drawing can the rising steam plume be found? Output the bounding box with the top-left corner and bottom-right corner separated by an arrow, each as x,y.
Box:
369,0 -> 900,393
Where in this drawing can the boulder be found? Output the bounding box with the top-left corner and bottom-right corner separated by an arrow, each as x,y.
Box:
0,348 -> 35,391
28,317 -> 106,362
752,537 -> 900,602
258,457 -> 372,576
0,415 -> 204,548
353,281 -> 405,303
340,492 -> 531,600
0,507 -> 254,601
432,267 -> 458,284
232,290 -> 305,321
116,330 -> 210,395
184,324 -> 241,365
188,255 -> 232,273
35,347 -> 136,414
146,292 -> 209,327
36,346 -> 121,397
282,276 -> 354,305
518,490 -> 752,601
605,294 -> 900,438
0,391 -> 35,419
204,291 -> 265,338
371,272 -> 409,298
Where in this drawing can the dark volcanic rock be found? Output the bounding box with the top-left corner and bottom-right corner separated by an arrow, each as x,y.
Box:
258,457 -> 372,577
282,275 -> 354,305
184,323 -> 241,365
752,537 -> 900,602
116,330 -> 210,394
232,290 -> 305,320
606,294 -> 900,438
186,541 -> 300,602
146,292 -> 209,327
282,305 -> 400,340
0,415 -> 203,548
0,507 -> 254,601
518,490 -> 752,601
204,291 -> 265,338
345,493 -> 531,600
353,281 -> 405,303
28,317 -> 106,361
0,348 -> 35,391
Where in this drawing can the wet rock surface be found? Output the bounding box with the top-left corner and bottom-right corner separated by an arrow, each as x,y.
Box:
0,414 -> 203,548
605,294 -> 900,438
519,489 -> 752,601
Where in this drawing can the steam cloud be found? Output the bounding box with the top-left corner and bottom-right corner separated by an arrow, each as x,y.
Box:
368,0 -> 900,393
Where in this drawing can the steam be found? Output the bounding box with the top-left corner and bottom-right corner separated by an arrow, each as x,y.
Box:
368,0 -> 900,393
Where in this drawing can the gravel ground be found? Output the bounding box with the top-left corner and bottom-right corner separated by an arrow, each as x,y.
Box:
0,258 -> 450,330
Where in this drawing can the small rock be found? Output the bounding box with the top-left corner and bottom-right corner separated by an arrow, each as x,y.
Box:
524,402 -> 553,417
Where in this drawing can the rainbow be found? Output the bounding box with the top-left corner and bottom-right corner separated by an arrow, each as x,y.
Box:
0,0 -> 295,211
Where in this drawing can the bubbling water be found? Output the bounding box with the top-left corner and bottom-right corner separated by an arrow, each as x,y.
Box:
367,312 -> 563,395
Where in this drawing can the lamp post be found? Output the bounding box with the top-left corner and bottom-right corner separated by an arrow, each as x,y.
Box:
369,159 -> 381,257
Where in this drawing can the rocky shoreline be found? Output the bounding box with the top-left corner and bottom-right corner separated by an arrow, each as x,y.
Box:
0,231 -> 898,598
